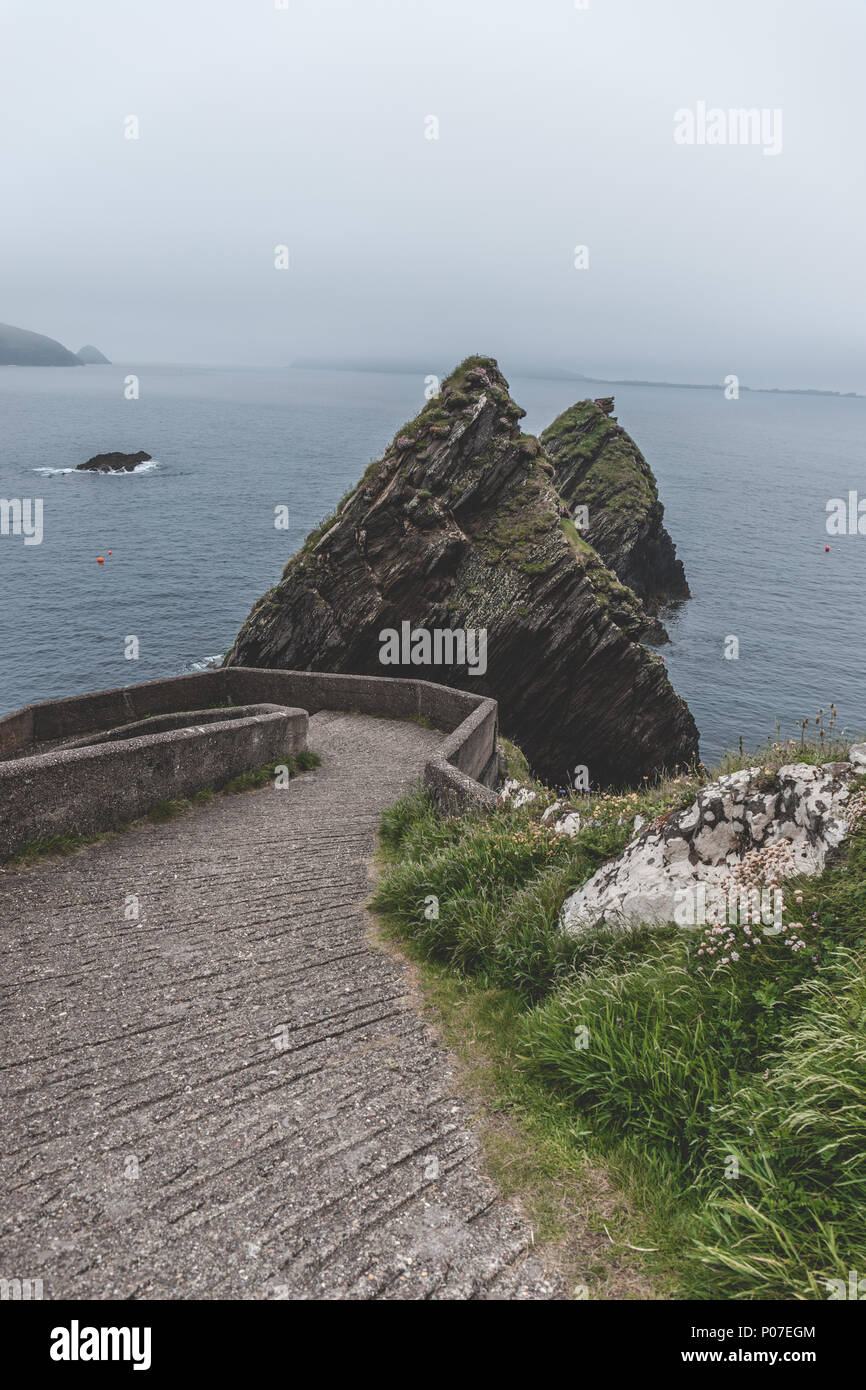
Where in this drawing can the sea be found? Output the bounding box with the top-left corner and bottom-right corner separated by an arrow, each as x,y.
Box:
1,362 -> 864,764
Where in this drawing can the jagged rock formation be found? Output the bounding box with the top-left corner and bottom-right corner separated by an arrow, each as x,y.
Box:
227,357 -> 699,787
0,321 -> 82,367
76,450 -> 151,472
76,344 -> 110,364
541,397 -> 689,614
562,757 -> 865,933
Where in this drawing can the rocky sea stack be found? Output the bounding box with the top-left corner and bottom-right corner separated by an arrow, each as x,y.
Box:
76,450 -> 152,473
541,397 -> 690,615
227,356 -> 699,787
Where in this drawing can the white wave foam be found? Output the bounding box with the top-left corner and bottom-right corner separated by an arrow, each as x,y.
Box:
182,654 -> 224,674
32,460 -> 161,476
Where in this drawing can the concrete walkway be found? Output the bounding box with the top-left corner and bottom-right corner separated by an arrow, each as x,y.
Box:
0,712 -> 558,1300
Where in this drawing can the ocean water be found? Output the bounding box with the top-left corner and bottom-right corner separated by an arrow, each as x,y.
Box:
1,363 -> 864,764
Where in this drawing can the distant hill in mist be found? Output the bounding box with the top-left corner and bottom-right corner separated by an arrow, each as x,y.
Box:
0,321 -> 84,366
292,355 -> 861,398
0,322 -> 110,367
76,344 -> 111,364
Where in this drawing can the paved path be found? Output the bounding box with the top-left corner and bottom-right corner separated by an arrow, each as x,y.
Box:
0,713 -> 558,1300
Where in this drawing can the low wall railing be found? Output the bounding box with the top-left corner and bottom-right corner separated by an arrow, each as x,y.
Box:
0,668 -> 499,860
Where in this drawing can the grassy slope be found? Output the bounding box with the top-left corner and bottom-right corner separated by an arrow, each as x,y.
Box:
371,727 -> 866,1300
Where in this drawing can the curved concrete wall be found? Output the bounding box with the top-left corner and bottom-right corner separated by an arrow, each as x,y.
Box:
0,702 -> 307,862
0,668 -> 498,860
64,703 -> 284,749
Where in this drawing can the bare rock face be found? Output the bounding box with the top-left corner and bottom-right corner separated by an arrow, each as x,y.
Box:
561,761 -> 859,933
76,451 -> 151,472
227,357 -> 698,787
541,397 -> 690,616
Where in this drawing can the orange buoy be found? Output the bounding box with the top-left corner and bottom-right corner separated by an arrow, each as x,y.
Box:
825,545 -> 830,552
97,556 -> 104,564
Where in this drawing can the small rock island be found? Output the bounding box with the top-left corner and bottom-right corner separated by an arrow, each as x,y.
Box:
75,451 -> 152,473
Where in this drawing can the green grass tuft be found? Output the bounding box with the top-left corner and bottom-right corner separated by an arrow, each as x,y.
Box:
371,734 -> 866,1300
221,749 -> 321,793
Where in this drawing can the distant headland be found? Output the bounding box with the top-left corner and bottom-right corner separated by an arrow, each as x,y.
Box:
75,344 -> 111,365
0,322 -> 110,367
291,356 -> 862,400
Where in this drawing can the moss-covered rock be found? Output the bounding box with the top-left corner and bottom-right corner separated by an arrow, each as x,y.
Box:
541,397 -> 690,614
227,358 -> 698,787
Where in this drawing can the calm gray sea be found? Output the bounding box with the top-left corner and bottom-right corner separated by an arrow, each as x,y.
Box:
1,363 -> 863,763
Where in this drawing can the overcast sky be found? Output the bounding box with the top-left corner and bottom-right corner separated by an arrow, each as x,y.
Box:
2,0 -> 864,388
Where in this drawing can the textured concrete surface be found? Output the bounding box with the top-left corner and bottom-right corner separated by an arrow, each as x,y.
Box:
0,712 -> 558,1300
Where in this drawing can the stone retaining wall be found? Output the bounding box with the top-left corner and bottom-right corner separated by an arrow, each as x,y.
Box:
0,668 -> 498,859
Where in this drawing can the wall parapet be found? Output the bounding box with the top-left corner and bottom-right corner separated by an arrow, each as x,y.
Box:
0,668 -> 499,860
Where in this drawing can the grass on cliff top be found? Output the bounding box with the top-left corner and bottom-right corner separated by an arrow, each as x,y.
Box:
541,402 -> 657,519
371,721 -> 866,1300
442,353 -> 512,395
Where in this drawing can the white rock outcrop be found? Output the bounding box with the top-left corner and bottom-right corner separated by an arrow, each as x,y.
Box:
850,742 -> 866,771
554,812 -> 583,838
499,779 -> 537,809
561,762 -> 858,935
504,789 -> 582,837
